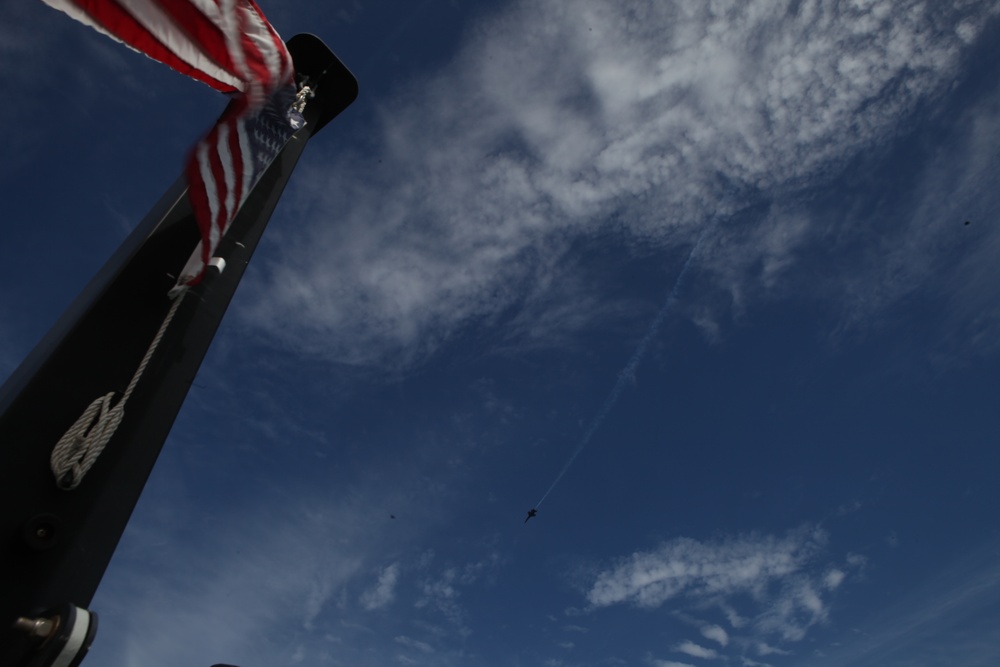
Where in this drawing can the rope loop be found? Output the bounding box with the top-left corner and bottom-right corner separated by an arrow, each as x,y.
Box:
49,291 -> 186,490
50,392 -> 124,490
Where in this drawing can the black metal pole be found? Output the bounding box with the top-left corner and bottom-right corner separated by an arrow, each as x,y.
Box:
0,34 -> 357,666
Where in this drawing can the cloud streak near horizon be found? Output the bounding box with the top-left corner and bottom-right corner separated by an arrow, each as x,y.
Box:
240,0 -> 1000,368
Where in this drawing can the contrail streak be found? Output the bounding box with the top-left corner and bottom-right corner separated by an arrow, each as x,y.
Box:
535,233 -> 706,508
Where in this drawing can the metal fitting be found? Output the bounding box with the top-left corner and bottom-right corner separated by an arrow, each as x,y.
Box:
13,615 -> 56,639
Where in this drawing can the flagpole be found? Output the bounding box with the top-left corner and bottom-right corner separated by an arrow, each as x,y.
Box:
0,34 -> 357,667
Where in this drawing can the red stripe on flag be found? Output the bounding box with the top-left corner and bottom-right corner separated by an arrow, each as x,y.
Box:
150,0 -> 239,81
67,0 -> 239,92
246,0 -> 294,83
234,1 -> 291,100
236,18 -> 270,101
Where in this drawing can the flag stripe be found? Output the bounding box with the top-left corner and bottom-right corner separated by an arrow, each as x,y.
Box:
149,0 -> 240,83
208,125 -> 228,244
235,115 -> 254,220
192,139 -> 220,252
45,0 -> 243,92
114,0 -> 242,89
241,1 -> 293,84
218,122 -> 238,228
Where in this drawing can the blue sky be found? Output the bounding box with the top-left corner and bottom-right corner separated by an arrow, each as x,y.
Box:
3,1 -> 1000,666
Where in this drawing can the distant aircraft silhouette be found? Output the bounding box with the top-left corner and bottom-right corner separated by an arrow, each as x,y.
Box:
524,508 -> 538,523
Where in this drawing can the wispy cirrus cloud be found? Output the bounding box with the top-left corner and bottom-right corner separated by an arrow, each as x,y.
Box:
92,489 -> 370,667
675,640 -> 719,659
394,634 -> 435,654
361,562 -> 401,610
414,551 -> 503,635
791,542 -> 1000,667
587,525 -> 825,609
242,0 -> 1000,368
701,624 -> 729,646
740,658 -> 775,667
857,80 -> 1000,362
585,525 -> 861,657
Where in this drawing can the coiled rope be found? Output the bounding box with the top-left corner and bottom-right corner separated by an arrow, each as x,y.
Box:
50,290 -> 187,490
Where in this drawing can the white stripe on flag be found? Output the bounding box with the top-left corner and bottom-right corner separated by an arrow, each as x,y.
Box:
195,140 -> 222,254
113,0 -> 244,90
239,3 -> 286,85
216,122 -> 237,225
235,118 -> 254,232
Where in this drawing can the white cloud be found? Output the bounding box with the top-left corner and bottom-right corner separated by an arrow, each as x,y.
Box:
361,563 -> 401,610
721,604 -> 749,629
675,640 -> 718,659
653,660 -> 696,667
787,543 -> 1000,667
755,641 -> 790,656
820,72 -> 1000,354
241,0 -> 1000,368
89,486 -> 372,667
754,577 -> 827,641
414,554 -> 502,634
825,569 -> 846,590
585,525 -> 857,649
846,553 -> 869,568
700,624 -> 729,646
586,525 -> 827,609
394,635 -> 435,654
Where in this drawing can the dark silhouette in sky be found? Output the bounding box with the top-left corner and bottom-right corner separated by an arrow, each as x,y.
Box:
524,508 -> 538,523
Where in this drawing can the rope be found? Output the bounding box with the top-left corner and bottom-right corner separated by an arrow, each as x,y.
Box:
50,290 -> 187,490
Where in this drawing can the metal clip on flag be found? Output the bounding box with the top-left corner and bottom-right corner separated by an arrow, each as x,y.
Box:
0,4 -> 358,666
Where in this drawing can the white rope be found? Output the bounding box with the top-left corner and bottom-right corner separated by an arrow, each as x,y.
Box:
50,290 -> 187,490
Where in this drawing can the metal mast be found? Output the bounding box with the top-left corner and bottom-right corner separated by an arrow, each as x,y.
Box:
0,34 -> 357,667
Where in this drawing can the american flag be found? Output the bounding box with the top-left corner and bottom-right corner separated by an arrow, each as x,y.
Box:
41,0 -> 299,287
180,77 -> 302,287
